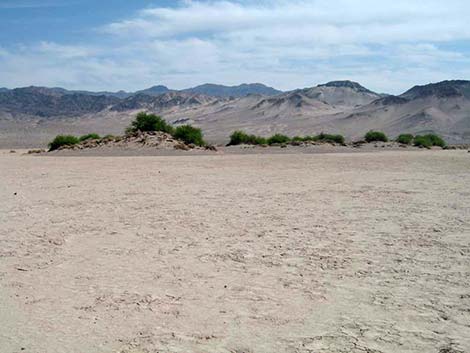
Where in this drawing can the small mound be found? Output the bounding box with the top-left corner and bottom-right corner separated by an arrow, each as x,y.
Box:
55,131 -> 215,152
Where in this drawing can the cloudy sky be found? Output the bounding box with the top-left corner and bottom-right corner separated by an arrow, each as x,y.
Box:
1,0 -> 469,94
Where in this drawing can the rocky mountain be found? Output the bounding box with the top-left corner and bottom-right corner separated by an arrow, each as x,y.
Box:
325,80 -> 470,143
400,80 -> 470,100
299,81 -> 382,107
1,80 -> 470,148
182,83 -> 282,97
0,87 -> 119,118
135,85 -> 171,96
110,92 -> 222,112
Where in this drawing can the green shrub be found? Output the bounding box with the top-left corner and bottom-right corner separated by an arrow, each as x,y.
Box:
396,134 -> 414,145
249,135 -> 267,145
302,135 -> 317,142
48,135 -> 79,151
173,125 -> 205,146
127,112 -> 174,134
316,133 -> 345,144
424,134 -> 446,148
228,130 -> 267,145
228,130 -> 249,145
413,135 -> 432,148
365,131 -> 388,143
414,134 -> 446,148
79,133 -> 101,142
267,134 -> 291,145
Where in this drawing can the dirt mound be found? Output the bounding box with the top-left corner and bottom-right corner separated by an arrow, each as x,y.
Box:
56,131 -> 216,152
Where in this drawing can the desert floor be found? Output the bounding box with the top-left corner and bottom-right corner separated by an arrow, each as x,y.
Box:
1,150 -> 469,353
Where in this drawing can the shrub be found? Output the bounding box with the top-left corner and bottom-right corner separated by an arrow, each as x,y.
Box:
48,135 -> 79,151
228,130 -> 267,145
413,135 -> 432,148
414,134 -> 446,148
248,135 -> 267,145
424,134 -> 446,148
228,130 -> 249,145
316,133 -> 345,144
267,134 -> 291,145
302,135 -> 317,142
173,125 -> 205,146
396,134 -> 414,145
79,133 -> 101,142
127,112 -> 174,134
365,131 -> 388,143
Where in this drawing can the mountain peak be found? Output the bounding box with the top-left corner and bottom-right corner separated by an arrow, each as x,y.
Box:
401,80 -> 470,100
318,80 -> 375,94
183,83 -> 282,97
135,85 -> 171,96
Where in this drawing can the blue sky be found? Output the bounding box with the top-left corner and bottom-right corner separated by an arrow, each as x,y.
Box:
1,0 -> 469,94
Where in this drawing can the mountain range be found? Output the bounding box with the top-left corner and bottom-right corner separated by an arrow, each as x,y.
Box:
1,80 -> 469,148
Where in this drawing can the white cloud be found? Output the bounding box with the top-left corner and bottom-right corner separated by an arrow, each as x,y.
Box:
104,0 -> 470,43
36,41 -> 96,59
1,0 -> 470,93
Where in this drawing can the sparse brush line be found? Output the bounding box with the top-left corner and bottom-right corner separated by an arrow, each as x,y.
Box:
227,130 -> 447,149
47,112 -> 210,151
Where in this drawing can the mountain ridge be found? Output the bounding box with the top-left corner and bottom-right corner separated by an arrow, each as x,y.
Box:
1,79 -> 470,147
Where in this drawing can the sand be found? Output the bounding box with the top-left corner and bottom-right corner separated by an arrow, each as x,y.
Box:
1,150 -> 469,353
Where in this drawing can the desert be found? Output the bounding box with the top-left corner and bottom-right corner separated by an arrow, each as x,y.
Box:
1,148 -> 469,353
2,1 -> 470,352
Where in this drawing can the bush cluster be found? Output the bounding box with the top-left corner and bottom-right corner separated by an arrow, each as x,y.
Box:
173,125 -> 205,146
127,112 -> 174,135
228,130 -> 346,146
413,134 -> 446,148
394,133 -> 446,148
79,133 -> 101,142
126,112 -> 207,146
48,112 -> 209,151
316,133 -> 345,144
228,131 -> 267,146
267,134 -> 291,145
365,131 -> 388,143
48,135 -> 80,151
396,134 -> 414,145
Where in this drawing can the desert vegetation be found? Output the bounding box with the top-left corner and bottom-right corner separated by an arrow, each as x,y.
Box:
228,131 -> 267,146
315,133 -> 345,144
394,133 -> 446,148
47,112 -> 209,151
413,134 -> 446,148
365,131 -> 388,143
228,130 -> 345,146
396,134 -> 414,145
173,125 -> 205,146
126,112 -> 174,135
48,135 -> 80,151
267,134 -> 291,145
79,133 -> 101,142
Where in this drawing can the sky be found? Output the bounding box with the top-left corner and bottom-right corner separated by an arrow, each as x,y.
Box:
0,0 -> 469,94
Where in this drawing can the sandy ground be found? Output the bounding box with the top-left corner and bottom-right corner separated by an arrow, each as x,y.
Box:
1,150 -> 469,353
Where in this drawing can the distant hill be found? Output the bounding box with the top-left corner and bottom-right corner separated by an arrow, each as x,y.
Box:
326,80 -> 470,143
0,86 -> 119,117
182,83 -> 282,97
401,80 -> 470,100
135,85 -> 171,96
110,92 -> 221,112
